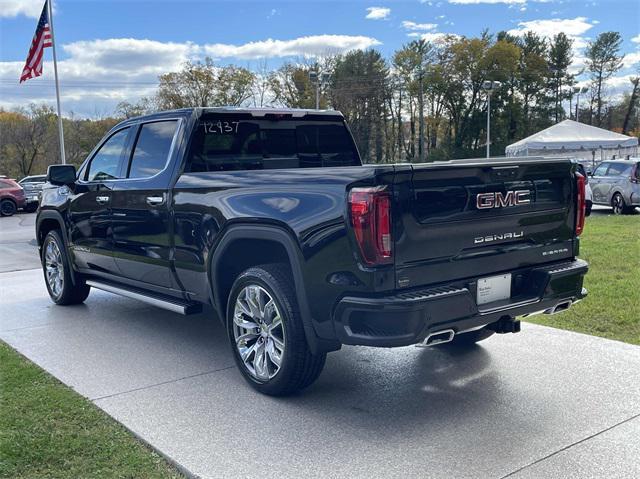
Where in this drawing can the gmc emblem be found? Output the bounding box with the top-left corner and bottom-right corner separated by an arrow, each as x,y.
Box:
476,190 -> 531,209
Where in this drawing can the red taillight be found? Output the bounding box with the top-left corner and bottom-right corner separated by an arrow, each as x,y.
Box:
576,172 -> 586,236
349,187 -> 392,266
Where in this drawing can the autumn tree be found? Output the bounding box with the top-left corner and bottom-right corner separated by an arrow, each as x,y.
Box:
156,58 -> 255,109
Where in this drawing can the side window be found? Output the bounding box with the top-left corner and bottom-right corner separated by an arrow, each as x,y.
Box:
86,128 -> 130,181
0,180 -> 11,189
127,120 -> 178,179
592,163 -> 608,176
605,163 -> 631,177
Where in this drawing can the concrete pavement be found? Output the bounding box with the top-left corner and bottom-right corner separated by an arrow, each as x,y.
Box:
1,213 -> 639,478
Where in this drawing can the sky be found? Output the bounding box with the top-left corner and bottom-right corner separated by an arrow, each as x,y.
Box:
0,0 -> 639,117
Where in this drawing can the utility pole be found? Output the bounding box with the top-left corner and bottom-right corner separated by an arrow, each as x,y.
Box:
397,78 -> 403,162
417,65 -> 425,162
309,70 -> 330,110
482,80 -> 501,159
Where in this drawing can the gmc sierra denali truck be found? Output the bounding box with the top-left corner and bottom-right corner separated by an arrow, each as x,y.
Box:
37,108 -> 589,396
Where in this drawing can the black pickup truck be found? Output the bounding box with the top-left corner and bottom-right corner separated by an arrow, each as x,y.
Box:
38,107 -> 588,395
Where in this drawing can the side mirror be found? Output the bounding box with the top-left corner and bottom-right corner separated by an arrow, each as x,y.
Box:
47,164 -> 76,186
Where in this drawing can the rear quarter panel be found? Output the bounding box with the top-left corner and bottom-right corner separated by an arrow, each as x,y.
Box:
171,165 -> 396,334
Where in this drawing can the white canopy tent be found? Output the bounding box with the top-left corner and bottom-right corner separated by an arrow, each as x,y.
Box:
505,120 -> 638,166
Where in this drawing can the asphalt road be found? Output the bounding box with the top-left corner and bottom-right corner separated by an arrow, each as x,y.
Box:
1,211 -> 639,479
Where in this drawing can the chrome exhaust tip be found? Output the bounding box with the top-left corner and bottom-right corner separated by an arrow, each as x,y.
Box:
417,329 -> 455,348
544,300 -> 573,315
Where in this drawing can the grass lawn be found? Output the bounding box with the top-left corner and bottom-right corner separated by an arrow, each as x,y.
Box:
0,341 -> 183,479
528,212 -> 640,345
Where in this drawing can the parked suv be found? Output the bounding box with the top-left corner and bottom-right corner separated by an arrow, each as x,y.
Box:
37,108 -> 589,395
19,174 -> 47,212
0,178 -> 26,216
589,159 -> 640,214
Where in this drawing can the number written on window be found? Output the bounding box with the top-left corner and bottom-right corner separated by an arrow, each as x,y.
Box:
202,121 -> 240,134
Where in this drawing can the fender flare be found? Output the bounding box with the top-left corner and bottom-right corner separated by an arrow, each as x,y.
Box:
209,224 -> 339,355
36,210 -> 78,285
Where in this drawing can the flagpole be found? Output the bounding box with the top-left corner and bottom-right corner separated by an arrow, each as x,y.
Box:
47,0 -> 66,165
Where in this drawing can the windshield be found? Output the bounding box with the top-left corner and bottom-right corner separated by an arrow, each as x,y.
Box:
186,114 -> 360,172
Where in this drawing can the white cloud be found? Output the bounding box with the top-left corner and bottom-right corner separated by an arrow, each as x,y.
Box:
447,0 -> 555,4
0,0 -> 45,18
508,17 -> 594,49
62,38 -> 199,76
632,34 -> 640,44
623,51 -> 640,69
402,21 -> 438,31
448,0 -> 526,4
0,34 -> 381,116
365,7 -> 391,20
508,16 -> 593,39
204,35 -> 381,59
408,32 -> 460,43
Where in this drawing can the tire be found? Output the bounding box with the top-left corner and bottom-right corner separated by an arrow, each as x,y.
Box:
612,193 -> 628,215
226,263 -> 326,396
585,200 -> 592,217
24,203 -> 38,213
443,328 -> 495,348
41,230 -> 91,305
1,199 -> 17,216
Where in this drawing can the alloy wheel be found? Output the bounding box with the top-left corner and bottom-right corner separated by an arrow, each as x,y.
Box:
44,240 -> 64,298
232,285 -> 285,381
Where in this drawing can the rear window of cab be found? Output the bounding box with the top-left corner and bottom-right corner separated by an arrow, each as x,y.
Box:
186,115 -> 360,172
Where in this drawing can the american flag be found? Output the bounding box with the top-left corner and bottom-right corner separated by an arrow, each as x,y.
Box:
20,1 -> 52,83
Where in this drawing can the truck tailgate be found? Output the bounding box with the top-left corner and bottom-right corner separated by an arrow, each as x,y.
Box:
394,159 -> 577,289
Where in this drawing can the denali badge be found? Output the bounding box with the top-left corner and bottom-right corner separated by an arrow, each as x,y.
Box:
476,190 -> 530,209
474,231 -> 524,244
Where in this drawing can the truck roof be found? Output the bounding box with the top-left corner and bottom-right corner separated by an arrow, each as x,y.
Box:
122,107 -> 344,125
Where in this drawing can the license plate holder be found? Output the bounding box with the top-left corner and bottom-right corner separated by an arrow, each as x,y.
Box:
476,274 -> 512,305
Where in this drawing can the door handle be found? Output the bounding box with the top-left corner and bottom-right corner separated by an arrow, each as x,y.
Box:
96,195 -> 110,205
146,195 -> 165,206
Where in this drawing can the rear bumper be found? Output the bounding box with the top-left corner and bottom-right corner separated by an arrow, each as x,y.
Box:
333,259 -> 588,347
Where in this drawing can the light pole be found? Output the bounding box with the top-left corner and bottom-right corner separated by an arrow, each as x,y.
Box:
417,65 -> 425,162
309,71 -> 330,110
573,86 -> 588,123
482,80 -> 501,159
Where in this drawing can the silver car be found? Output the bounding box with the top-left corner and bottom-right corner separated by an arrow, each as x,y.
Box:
17,174 -> 46,213
589,159 -> 640,215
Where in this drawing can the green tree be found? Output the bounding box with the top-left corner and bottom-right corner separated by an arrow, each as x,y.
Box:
331,49 -> 390,163
548,32 -> 575,123
585,32 -> 624,126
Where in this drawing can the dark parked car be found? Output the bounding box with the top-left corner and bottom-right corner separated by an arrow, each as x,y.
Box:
18,174 -> 47,212
37,108 -> 589,395
0,178 -> 26,216
589,159 -> 640,214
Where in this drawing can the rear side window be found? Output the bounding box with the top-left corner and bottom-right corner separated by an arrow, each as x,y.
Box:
592,163 -> 608,176
86,128 -> 130,181
128,120 -> 178,179
606,163 -> 632,177
186,115 -> 360,172
0,180 -> 13,189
